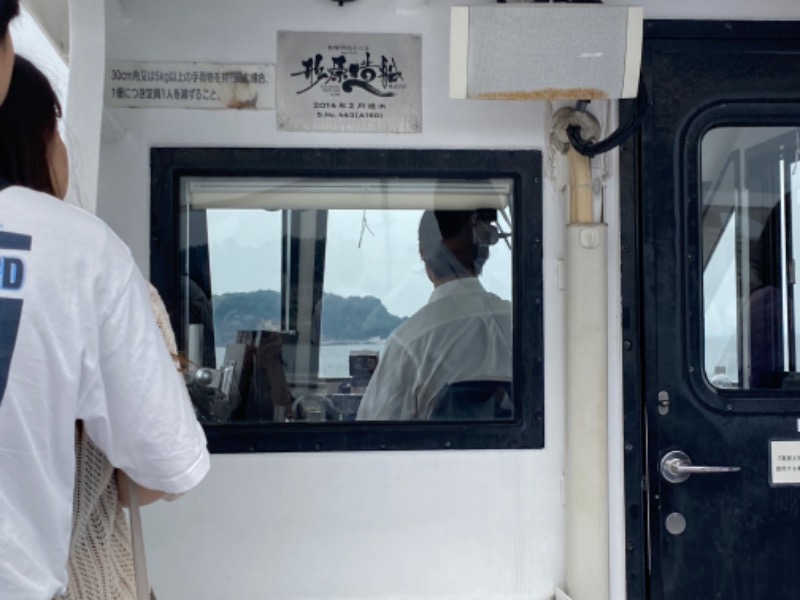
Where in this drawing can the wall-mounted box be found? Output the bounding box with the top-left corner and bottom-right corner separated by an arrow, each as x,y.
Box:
450,4 -> 643,101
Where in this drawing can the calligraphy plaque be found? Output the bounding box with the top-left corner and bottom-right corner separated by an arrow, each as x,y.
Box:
277,31 -> 421,133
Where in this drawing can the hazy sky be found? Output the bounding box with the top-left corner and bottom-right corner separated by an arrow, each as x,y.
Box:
207,208 -> 513,319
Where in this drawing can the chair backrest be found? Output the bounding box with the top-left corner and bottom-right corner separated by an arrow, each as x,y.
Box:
429,380 -> 513,421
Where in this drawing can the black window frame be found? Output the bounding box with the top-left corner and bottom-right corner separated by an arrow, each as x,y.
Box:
684,104 -> 800,413
150,147 -> 543,452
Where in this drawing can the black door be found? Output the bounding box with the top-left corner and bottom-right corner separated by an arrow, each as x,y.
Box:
623,21 -> 800,600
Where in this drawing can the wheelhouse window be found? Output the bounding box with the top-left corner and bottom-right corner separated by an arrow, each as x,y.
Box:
151,148 -> 542,451
702,127 -> 800,391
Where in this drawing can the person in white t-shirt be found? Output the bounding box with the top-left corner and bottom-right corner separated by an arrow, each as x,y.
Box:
0,22 -> 210,600
356,210 -> 512,420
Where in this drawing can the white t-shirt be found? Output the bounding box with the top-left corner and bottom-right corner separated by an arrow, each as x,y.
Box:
0,187 -> 210,599
356,277 -> 512,420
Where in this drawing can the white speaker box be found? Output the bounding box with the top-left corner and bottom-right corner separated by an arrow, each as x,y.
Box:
450,4 -> 643,101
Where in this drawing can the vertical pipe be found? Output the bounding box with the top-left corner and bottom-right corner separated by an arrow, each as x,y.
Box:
568,147 -> 594,223
564,223 -> 609,600
66,0 -> 106,214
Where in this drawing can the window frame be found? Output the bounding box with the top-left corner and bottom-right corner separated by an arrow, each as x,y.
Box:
686,103 -> 800,412
150,147 -> 544,452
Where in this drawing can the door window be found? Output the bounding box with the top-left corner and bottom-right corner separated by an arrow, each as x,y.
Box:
702,127 -> 800,390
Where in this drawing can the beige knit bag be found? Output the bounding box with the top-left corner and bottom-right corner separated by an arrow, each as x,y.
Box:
127,481 -> 157,600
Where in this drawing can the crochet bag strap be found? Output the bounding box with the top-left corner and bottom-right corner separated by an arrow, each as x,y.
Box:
127,480 -> 155,600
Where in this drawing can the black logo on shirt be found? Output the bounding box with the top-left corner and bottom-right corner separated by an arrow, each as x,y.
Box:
0,230 -> 31,405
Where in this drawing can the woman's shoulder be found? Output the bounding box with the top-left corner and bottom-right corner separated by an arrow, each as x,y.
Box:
147,283 -> 179,356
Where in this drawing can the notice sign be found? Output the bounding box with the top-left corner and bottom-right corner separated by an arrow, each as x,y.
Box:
105,61 -> 275,109
277,31 -> 421,133
770,440 -> 800,485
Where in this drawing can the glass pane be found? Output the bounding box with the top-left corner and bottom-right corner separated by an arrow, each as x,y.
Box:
702,127 -> 800,390
208,209 -> 283,363
180,178 -> 514,422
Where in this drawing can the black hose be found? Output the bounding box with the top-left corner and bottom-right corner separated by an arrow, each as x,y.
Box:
567,78 -> 649,158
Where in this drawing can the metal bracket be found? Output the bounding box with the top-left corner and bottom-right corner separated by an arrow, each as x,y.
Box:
658,390 -> 670,415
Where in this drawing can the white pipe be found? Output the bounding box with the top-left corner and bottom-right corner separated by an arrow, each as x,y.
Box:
564,223 -> 609,600
66,0 -> 105,214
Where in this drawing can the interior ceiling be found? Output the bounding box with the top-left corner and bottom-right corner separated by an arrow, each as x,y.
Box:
22,0 -> 69,63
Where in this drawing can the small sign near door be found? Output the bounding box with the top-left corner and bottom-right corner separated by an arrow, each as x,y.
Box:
105,61 -> 275,109
769,440 -> 800,485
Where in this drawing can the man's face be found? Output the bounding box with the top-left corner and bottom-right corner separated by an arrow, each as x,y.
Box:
0,33 -> 13,104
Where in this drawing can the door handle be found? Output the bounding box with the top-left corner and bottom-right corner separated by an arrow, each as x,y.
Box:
660,450 -> 741,484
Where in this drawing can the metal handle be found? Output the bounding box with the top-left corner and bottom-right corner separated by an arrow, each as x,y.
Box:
660,450 -> 741,484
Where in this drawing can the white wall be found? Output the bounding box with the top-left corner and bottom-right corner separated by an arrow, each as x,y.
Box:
93,2 -> 565,599
67,0 -> 104,213
66,1 -> 800,599
97,0 -> 547,267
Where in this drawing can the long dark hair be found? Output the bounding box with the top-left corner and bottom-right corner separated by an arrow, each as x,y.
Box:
0,0 -> 19,40
0,55 -> 62,195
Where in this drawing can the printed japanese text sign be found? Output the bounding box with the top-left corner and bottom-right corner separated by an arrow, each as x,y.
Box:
105,62 -> 275,109
277,31 -> 422,133
770,440 -> 800,485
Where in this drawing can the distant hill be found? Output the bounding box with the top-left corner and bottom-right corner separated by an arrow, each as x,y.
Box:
319,293 -> 405,342
212,290 -> 405,344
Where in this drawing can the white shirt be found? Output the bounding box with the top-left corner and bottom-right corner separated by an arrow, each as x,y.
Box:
0,187 -> 210,599
356,277 -> 512,420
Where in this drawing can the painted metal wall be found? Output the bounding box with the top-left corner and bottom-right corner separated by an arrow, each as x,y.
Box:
64,0 -> 800,599
89,3 -> 565,599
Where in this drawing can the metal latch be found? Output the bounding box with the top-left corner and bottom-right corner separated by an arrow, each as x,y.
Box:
658,390 -> 670,415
